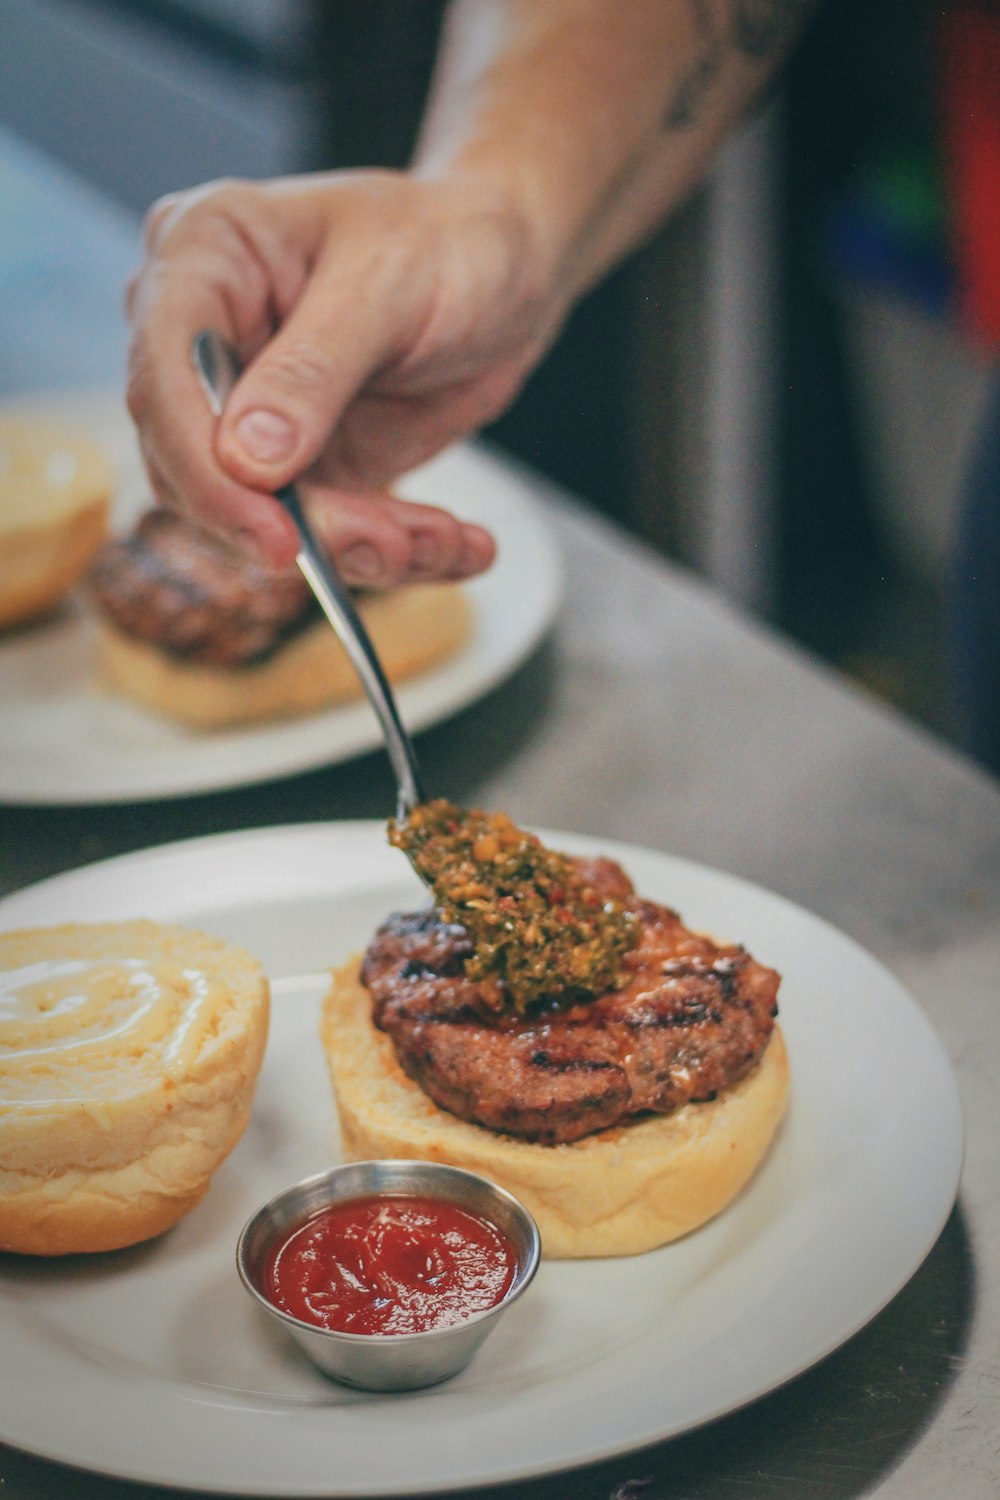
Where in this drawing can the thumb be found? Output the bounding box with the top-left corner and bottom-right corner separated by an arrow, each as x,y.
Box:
214,267 -> 400,493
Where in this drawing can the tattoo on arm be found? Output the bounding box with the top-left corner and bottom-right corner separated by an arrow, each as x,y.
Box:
664,0 -> 819,130
731,0 -> 818,57
665,0 -> 723,129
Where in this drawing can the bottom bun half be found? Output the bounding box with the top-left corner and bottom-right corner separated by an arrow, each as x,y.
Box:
0,921 -> 270,1256
96,583 -> 473,728
321,957 -> 789,1259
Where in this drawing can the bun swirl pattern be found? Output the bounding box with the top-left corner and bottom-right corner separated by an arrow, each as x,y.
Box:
3,956 -> 226,1112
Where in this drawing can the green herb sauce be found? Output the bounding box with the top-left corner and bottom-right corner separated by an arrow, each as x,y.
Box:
389,799 -> 638,1013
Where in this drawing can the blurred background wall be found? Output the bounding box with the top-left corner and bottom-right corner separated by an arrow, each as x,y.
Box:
2,0 -> 996,760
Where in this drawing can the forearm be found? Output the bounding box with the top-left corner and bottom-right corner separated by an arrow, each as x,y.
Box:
414,0 -> 816,307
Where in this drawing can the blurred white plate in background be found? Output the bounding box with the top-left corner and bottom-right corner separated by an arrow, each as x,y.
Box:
0,393 -> 562,803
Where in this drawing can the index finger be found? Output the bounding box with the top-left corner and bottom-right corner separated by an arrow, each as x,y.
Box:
126,254 -> 300,566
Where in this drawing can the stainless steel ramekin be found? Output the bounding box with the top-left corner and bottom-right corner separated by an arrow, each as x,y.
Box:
236,1159 -> 541,1391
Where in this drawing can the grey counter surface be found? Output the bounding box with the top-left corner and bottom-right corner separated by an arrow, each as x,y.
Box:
1,126 -> 999,1500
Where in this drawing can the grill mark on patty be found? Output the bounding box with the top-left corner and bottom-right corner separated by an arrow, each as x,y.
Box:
401,959 -> 438,979
530,1051 -> 620,1073
623,1003 -> 709,1027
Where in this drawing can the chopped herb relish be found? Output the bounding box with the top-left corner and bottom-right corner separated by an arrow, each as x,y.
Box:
388,799 -> 638,1013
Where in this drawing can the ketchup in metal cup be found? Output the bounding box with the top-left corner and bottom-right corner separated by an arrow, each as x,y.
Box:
263,1193 -> 518,1335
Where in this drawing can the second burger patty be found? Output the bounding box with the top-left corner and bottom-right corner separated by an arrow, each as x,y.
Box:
89,509 -> 315,666
361,856 -> 781,1145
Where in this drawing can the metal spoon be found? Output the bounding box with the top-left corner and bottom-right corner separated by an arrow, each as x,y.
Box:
191,329 -> 425,818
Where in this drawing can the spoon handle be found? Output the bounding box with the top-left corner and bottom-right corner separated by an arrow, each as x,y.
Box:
191,330 -> 425,817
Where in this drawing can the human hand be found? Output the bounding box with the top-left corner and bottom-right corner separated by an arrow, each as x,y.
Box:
125,169 -> 559,582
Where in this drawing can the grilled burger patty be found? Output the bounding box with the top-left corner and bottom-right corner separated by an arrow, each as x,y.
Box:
89,509 -> 314,666
361,857 -> 781,1145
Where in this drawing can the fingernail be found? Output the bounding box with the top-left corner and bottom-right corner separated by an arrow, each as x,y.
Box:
341,543 -> 383,582
233,409 -> 296,463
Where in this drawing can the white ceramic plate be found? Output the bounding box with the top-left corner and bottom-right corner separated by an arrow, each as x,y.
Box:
0,394 -> 562,803
0,823 -> 964,1496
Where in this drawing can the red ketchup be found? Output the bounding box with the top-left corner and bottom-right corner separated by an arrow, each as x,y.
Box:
263,1193 -> 518,1336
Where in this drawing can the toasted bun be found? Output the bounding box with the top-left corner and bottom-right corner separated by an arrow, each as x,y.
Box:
0,920 -> 270,1256
95,584 -> 473,728
321,957 -> 789,1259
0,415 -> 112,629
